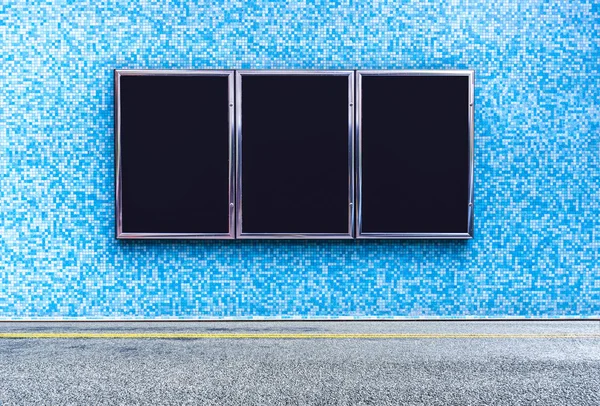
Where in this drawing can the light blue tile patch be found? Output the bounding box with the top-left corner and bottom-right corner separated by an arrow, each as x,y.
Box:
0,0 -> 599,319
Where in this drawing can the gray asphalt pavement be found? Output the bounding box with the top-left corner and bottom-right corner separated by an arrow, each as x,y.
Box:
0,321 -> 599,405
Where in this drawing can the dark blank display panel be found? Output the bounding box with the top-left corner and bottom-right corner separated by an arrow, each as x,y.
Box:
119,75 -> 230,235
360,74 -> 470,234
240,75 -> 350,235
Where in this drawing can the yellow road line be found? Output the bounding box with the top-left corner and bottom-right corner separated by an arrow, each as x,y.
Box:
0,333 -> 599,339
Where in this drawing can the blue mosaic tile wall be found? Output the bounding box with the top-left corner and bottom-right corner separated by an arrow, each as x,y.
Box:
1,0 -> 599,319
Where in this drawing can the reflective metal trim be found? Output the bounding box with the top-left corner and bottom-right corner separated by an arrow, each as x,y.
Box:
467,71 -> 475,238
348,72 -> 356,238
358,233 -> 473,239
117,233 -> 235,240
114,69 -> 236,239
235,71 -> 243,239
355,70 -> 475,240
235,70 -> 355,239
114,70 -> 122,239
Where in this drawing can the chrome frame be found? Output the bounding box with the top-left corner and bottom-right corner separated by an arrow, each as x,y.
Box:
355,70 -> 475,239
235,70 -> 355,239
114,69 -> 236,239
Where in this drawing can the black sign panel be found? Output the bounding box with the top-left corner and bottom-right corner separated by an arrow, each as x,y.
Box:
358,73 -> 473,237
237,72 -> 353,237
116,72 -> 233,238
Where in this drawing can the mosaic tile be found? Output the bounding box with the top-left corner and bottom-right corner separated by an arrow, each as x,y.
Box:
0,0 -> 598,319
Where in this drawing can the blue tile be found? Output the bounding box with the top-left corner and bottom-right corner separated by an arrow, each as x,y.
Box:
0,0 -> 598,319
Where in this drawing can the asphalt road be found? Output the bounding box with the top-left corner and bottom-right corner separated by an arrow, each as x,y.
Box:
0,321 -> 599,405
